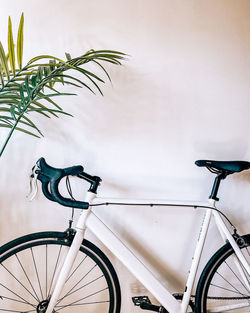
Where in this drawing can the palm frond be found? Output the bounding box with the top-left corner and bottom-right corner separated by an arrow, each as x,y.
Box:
17,13 -> 24,70
8,17 -> 15,76
0,13 -> 126,157
0,41 -> 10,80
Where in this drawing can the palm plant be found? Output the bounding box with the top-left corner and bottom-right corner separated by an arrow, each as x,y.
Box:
0,13 -> 125,157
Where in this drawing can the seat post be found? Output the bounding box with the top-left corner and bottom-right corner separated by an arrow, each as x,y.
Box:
209,172 -> 227,201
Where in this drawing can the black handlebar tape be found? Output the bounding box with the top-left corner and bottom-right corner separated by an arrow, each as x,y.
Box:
50,178 -> 89,209
37,157 -> 84,179
35,166 -> 56,202
42,181 -> 56,202
36,157 -> 89,209
64,165 -> 84,176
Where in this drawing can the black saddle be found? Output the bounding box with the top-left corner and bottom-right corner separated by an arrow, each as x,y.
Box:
195,160 -> 250,175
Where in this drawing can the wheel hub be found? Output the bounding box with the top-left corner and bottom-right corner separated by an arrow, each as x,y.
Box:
36,299 -> 55,313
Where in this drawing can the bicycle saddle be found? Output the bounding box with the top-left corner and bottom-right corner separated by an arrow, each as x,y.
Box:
195,160 -> 250,174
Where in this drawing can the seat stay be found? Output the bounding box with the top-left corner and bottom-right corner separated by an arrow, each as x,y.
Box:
213,209 -> 250,276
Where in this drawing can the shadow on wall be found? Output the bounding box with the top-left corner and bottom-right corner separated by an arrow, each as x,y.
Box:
234,169 -> 250,183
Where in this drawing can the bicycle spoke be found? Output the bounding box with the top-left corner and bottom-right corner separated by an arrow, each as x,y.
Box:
56,299 -> 110,308
62,274 -> 104,299
211,282 -> 249,297
67,275 -> 104,298
47,245 -> 63,298
57,263 -> 97,305
55,287 -> 109,311
15,253 -> 40,303
65,255 -> 87,283
0,309 -> 36,312
0,295 -> 34,305
30,247 -> 43,300
215,270 -> 248,297
234,256 -> 250,288
0,264 -> 39,303
0,283 -> 36,308
225,260 -> 250,293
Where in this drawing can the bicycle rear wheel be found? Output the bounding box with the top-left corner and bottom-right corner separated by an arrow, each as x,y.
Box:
195,234 -> 250,313
0,230 -> 121,313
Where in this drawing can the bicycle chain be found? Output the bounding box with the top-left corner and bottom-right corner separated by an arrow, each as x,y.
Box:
190,294 -> 250,300
206,296 -> 250,300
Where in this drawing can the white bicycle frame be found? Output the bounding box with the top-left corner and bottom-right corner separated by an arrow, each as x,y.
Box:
45,193 -> 250,313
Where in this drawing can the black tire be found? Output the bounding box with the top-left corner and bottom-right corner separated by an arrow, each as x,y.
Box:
195,234 -> 250,313
0,230 -> 121,313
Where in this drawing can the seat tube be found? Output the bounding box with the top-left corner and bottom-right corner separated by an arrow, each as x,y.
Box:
45,191 -> 96,313
181,206 -> 212,313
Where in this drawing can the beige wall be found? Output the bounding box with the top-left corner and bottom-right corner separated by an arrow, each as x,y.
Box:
0,0 -> 250,311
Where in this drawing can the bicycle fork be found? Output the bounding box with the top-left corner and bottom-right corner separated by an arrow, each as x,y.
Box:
45,192 -> 95,313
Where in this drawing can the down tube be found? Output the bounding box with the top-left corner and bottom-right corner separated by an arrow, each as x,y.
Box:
86,211 -> 181,313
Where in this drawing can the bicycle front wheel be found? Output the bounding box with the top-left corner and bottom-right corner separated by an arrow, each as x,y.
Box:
195,234 -> 250,313
0,230 -> 121,313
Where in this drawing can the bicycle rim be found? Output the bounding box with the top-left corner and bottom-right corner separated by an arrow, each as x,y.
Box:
0,231 -> 121,313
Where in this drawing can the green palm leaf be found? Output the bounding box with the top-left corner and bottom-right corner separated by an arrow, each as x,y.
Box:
27,55 -> 69,67
8,17 -> 15,75
0,124 -> 40,138
17,13 -> 24,70
0,41 -> 9,80
0,66 -> 4,85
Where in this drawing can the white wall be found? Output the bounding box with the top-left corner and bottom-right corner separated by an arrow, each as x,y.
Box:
0,0 -> 250,311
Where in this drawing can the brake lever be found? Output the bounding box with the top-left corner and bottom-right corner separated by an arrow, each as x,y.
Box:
27,164 -> 39,201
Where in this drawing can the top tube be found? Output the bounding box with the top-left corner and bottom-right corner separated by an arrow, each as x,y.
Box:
90,197 -> 216,210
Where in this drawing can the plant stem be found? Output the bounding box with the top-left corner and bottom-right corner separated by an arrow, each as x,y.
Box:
0,115 -> 22,157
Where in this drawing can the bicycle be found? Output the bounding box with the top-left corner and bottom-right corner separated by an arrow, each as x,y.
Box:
0,157 -> 249,313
